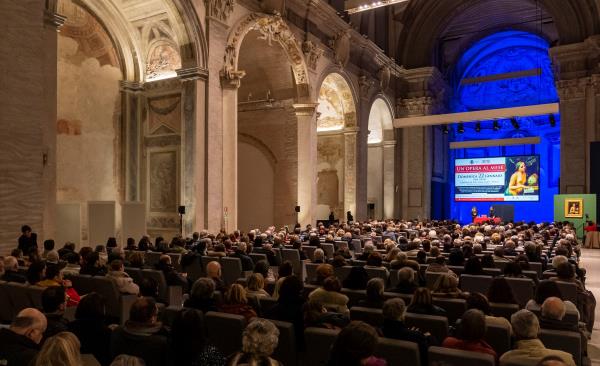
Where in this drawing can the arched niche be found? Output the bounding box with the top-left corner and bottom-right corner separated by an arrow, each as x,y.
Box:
366,97 -> 395,219
316,72 -> 358,221
231,14 -> 311,230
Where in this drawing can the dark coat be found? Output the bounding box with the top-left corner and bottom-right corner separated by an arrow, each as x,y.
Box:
69,318 -> 112,366
0,328 -> 40,366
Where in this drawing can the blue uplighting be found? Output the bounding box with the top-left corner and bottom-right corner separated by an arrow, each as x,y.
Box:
445,30 -> 560,224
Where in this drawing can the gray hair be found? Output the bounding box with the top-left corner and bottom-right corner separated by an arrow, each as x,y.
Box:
314,249 -> 325,261
511,309 -> 539,339
4,256 -> 18,271
383,298 -> 406,321
242,319 -> 279,357
552,255 -> 568,269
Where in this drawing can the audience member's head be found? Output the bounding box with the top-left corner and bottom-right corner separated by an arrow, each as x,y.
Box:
27,261 -> 46,285
34,331 -> 81,366
241,319 -> 279,359
365,278 -> 385,302
315,263 -> 334,285
4,256 -> 19,272
253,260 -> 269,279
534,280 -> 564,304
247,273 -> 265,292
487,277 -> 517,304
43,239 -> 55,252
206,261 -> 221,279
41,286 -> 66,314
457,309 -> 486,341
110,355 -> 146,366
224,284 -> 248,305
410,287 -> 433,307
278,275 -> 304,303
278,261 -> 294,278
511,309 -> 539,340
466,292 -> 491,315
10,308 -> 47,345
139,277 -> 159,298
382,298 -> 407,322
329,321 -> 379,366
541,297 -> 566,320
190,277 -> 215,301
74,292 -> 106,320
129,297 -> 158,325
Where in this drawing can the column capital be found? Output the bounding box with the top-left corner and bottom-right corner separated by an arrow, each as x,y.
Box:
220,70 -> 245,89
44,10 -> 66,30
119,80 -> 145,93
556,77 -> 590,101
343,126 -> 360,135
177,67 -> 209,81
293,103 -> 319,116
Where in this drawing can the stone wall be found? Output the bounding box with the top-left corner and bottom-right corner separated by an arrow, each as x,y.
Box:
0,0 -> 57,252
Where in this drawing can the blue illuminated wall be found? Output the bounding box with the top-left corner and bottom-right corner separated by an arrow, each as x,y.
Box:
445,31 -> 560,223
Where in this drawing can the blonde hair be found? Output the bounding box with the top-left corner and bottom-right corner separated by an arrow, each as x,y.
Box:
35,332 -> 81,366
225,284 -> 248,305
247,273 -> 265,291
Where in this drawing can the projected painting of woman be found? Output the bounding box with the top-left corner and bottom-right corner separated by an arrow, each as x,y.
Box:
508,161 -> 527,195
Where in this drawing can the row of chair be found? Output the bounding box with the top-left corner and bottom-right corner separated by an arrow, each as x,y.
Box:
0,281 -> 45,323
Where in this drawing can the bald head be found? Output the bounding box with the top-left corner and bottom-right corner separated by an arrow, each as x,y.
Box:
541,297 -> 566,320
4,256 -> 18,271
206,261 -> 221,278
11,308 -> 47,344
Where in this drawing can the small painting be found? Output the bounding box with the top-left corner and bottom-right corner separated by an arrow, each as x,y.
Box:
564,198 -> 584,218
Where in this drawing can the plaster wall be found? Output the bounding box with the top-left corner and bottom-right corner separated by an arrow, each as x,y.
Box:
367,145 -> 383,219
317,134 -> 345,220
57,35 -> 122,244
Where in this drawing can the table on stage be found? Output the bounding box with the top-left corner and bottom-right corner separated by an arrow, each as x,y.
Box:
584,231 -> 600,249
473,216 -> 502,225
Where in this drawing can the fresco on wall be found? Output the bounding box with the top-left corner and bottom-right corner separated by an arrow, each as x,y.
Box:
317,73 -> 356,131
149,151 -> 178,212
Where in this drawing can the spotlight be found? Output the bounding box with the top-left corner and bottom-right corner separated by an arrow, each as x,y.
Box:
493,120 -> 500,131
442,125 -> 449,134
510,117 -> 520,130
475,122 -> 481,133
549,114 -> 556,127
458,123 -> 464,134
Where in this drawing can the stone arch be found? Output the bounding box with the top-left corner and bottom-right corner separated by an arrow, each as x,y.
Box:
316,72 -> 358,131
238,133 -> 278,171
222,13 -> 310,97
367,96 -> 394,144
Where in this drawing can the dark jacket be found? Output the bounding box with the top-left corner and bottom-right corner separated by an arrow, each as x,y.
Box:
43,313 -> 69,340
1,270 -> 27,283
184,297 -> 219,313
266,298 -> 305,350
231,250 -> 254,271
357,298 -> 385,309
110,322 -> 169,366
406,303 -> 447,317
156,262 -> 189,291
18,233 -> 37,256
69,318 -> 112,366
380,319 -> 436,364
0,328 -> 40,366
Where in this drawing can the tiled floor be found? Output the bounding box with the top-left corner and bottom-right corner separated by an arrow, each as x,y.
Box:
581,249 -> 600,365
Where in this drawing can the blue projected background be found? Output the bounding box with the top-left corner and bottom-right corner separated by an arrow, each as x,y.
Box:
445,30 -> 560,224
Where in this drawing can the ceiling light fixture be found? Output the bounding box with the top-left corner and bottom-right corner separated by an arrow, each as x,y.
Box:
511,117 -> 520,130
345,0 -> 410,14
493,120 -> 500,131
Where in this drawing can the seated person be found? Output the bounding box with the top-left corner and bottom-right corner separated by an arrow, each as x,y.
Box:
184,277 -> 219,313
342,266 -> 368,290
432,273 -> 467,299
390,267 -> 418,294
308,276 -> 349,314
169,308 -> 226,365
466,292 -> 512,332
312,248 -> 325,264
499,309 -> 575,366
41,286 -> 69,339
110,297 -> 169,366
219,284 -> 257,322
328,321 -> 386,366
380,298 -> 436,364
227,319 -> 281,366
442,309 -> 496,359
407,287 -> 446,316
79,252 -> 107,277
68,293 -> 112,365
426,256 -> 452,274
539,297 -> 587,355
525,280 -> 579,320
106,259 -> 140,295
358,278 -> 386,309
0,308 -> 47,366
246,273 -> 270,298
303,299 -> 349,329
231,242 -> 254,271
155,255 -> 189,291
36,264 -> 80,307
487,277 -> 518,305
1,256 -> 27,283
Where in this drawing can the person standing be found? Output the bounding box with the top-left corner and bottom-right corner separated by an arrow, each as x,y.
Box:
18,225 -> 38,255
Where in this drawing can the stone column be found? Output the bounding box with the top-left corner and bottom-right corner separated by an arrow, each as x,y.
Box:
205,11 -> 230,231
294,103 -> 319,227
396,67 -> 448,220
221,74 -> 244,232
550,40 -> 600,194
178,67 -> 208,233
344,127 -> 359,219
356,78 -> 374,221
382,139 -> 396,219
120,81 -> 144,202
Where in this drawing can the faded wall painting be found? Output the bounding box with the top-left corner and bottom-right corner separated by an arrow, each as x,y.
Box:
149,151 -> 178,213
148,94 -> 182,135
